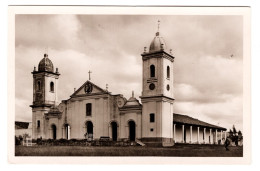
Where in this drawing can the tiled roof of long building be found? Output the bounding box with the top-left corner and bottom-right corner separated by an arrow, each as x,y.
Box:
15,121 -> 30,129
173,113 -> 226,131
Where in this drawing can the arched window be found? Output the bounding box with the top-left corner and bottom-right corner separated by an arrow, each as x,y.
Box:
150,65 -> 155,77
167,66 -> 170,79
37,81 -> 41,91
50,82 -> 54,92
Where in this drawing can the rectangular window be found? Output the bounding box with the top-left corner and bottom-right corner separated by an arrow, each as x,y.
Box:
37,120 -> 40,128
150,113 -> 155,122
86,103 -> 92,116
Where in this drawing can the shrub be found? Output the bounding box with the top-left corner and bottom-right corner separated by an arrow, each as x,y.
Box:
15,136 -> 21,145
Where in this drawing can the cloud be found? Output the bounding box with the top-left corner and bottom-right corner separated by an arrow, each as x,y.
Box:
16,15 -> 82,51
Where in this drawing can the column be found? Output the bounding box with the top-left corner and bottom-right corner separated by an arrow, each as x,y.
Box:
220,130 -> 223,144
62,127 -> 64,139
49,129 -> 52,139
173,124 -> 176,143
68,125 -> 71,140
209,129 -> 212,144
126,125 -> 129,140
225,131 -> 227,140
197,127 -> 200,144
190,125 -> 192,144
215,129 -> 218,144
204,128 -> 206,144
182,125 -> 184,143
108,124 -> 111,138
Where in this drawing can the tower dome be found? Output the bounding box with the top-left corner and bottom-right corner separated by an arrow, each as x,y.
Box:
149,32 -> 167,53
38,54 -> 54,72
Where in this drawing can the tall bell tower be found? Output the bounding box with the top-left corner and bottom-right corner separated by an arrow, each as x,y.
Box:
30,53 -> 60,139
140,25 -> 175,146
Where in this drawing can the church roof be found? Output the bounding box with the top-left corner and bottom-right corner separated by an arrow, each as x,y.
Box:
47,106 -> 62,114
123,97 -> 141,107
149,32 -> 167,53
173,113 -> 226,131
70,80 -> 109,97
15,121 -> 30,129
120,92 -> 142,110
38,54 -> 54,72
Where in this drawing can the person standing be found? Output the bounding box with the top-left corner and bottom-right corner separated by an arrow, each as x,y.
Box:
224,138 -> 230,151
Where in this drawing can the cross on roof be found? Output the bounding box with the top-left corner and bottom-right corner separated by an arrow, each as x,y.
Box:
88,70 -> 92,80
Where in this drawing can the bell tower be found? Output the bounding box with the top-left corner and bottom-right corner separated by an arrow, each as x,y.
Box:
30,53 -> 60,139
140,26 -> 175,146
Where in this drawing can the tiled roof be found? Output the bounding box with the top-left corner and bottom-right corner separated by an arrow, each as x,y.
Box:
173,113 -> 226,131
15,121 -> 30,129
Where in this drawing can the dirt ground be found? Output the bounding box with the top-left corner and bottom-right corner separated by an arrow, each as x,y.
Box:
15,144 -> 243,157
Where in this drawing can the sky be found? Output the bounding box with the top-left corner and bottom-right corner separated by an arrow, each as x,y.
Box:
15,14 -> 243,132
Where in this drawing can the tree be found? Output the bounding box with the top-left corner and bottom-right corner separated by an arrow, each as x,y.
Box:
238,130 -> 243,140
232,125 -> 237,135
229,129 -> 233,136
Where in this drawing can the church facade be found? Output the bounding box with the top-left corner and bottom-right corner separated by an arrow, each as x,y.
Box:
30,30 -> 227,146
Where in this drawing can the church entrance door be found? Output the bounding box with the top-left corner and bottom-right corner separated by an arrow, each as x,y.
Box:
111,122 -> 117,141
128,121 -> 136,141
86,121 -> 93,139
51,124 -> 57,140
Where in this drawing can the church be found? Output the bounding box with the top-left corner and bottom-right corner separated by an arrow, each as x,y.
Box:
30,28 -> 227,147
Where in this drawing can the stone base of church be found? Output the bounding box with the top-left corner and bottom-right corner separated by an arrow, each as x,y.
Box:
141,137 -> 174,147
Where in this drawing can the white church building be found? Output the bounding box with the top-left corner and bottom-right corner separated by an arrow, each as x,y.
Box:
30,29 -> 227,147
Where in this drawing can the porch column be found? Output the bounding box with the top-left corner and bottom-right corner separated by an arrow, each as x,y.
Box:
225,131 -> 227,140
68,125 -> 71,140
204,128 -> 206,144
197,127 -> 200,144
182,125 -> 184,143
49,129 -> 52,139
209,129 -> 212,144
190,125 -> 192,144
215,129 -> 218,144
220,130 -> 223,144
108,124 -> 111,138
173,124 -> 176,143
62,127 -> 64,139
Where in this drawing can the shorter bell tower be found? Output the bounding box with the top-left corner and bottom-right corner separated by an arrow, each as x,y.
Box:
140,26 -> 175,146
30,53 -> 60,139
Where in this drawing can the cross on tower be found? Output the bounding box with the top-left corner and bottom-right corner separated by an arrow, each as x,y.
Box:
88,70 -> 92,80
106,84 -> 108,91
45,46 -> 49,55
157,20 -> 160,32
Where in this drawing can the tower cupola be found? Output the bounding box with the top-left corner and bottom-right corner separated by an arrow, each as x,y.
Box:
38,53 -> 54,72
149,32 -> 167,53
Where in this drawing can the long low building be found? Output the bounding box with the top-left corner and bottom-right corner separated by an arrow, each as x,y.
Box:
15,121 -> 32,138
173,113 -> 227,144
